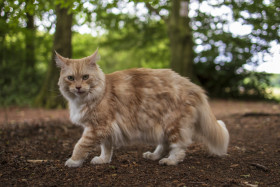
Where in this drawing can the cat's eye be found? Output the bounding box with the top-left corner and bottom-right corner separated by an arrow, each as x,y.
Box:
67,76 -> 74,81
82,74 -> 89,80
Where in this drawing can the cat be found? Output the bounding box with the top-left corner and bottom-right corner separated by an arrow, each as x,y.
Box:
55,49 -> 229,167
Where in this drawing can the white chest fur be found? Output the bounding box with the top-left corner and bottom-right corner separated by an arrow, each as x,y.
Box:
69,101 -> 85,126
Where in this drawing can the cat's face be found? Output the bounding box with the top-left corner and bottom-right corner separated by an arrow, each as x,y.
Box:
56,50 -> 105,101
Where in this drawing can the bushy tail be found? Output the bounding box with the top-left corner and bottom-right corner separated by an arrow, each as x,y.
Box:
196,98 -> 229,156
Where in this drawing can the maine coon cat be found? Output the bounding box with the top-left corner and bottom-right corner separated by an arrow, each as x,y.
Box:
56,49 -> 229,167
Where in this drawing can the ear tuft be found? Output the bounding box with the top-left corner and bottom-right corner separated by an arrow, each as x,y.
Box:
55,51 -> 68,68
87,49 -> 101,66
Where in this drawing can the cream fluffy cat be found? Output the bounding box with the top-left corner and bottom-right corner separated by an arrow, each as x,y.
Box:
56,49 -> 229,167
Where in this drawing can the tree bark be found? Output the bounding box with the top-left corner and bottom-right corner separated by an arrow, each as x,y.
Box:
0,1 -> 9,66
167,0 -> 199,83
24,12 -> 36,72
35,4 -> 73,108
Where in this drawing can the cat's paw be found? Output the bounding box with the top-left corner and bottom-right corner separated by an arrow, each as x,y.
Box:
65,158 -> 83,167
159,158 -> 178,166
90,156 -> 111,165
143,151 -> 161,161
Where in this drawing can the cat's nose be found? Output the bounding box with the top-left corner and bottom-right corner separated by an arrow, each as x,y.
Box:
76,86 -> 81,90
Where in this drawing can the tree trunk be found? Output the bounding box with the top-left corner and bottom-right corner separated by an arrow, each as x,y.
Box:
167,0 -> 199,83
24,12 -> 36,74
0,1 -> 8,66
35,4 -> 73,108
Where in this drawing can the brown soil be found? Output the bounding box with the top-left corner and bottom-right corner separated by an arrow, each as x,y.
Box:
0,100 -> 280,186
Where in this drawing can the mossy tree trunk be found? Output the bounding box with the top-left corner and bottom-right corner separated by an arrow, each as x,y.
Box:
35,4 -> 72,108
0,1 -> 8,68
24,12 -> 36,76
146,0 -> 199,83
167,0 -> 198,83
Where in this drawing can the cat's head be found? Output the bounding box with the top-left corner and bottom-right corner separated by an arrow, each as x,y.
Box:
56,49 -> 105,102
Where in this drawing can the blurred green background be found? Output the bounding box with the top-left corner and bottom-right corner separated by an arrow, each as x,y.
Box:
0,0 -> 279,108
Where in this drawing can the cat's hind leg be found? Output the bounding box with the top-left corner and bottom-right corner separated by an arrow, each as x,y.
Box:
159,122 -> 193,165
91,140 -> 113,164
143,144 -> 167,161
159,143 -> 186,165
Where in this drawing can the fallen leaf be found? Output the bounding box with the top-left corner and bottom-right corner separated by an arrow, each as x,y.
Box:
244,181 -> 258,187
241,174 -> 251,178
230,164 -> 239,168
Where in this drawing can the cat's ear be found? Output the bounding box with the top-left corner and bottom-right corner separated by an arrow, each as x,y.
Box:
86,49 -> 100,66
55,51 -> 69,69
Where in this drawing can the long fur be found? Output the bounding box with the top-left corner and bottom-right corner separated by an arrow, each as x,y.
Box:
57,50 -> 229,167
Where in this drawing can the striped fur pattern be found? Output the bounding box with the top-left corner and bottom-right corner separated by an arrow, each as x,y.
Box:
56,49 -> 229,167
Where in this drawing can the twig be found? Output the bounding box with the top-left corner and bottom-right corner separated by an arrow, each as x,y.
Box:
250,163 -> 269,172
242,112 -> 280,117
27,159 -> 59,163
145,2 -> 167,22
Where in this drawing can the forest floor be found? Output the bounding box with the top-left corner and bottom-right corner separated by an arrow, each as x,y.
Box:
0,100 -> 280,186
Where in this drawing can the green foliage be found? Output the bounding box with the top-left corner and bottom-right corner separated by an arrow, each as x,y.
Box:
35,32 -> 53,73
270,74 -> 280,88
196,60 -> 272,99
192,0 -> 279,99
93,1 -> 170,72
0,33 -> 43,106
72,32 -> 99,59
72,31 -> 169,74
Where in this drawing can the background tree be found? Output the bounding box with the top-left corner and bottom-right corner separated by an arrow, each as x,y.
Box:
35,2 -> 73,108
0,0 -> 41,105
24,0 -> 36,85
193,0 -> 280,98
145,0 -> 198,81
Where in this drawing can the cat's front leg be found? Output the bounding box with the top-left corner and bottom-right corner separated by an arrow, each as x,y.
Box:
65,158 -> 84,168
65,127 -> 95,168
91,139 -> 113,164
